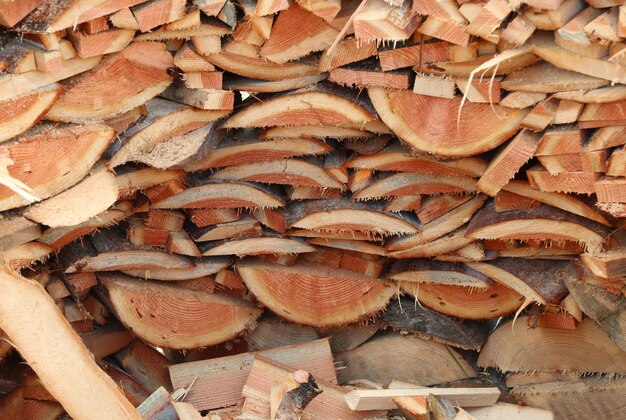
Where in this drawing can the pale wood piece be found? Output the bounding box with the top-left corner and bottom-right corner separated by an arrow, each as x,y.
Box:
335,334 -> 476,387
413,73 -> 456,98
500,91 -> 546,109
174,43 -> 215,72
0,215 -> 41,251
191,35 -> 221,55
595,178 -> 626,203
465,0 -> 511,39
607,147 -> 626,177
169,339 -> 337,410
527,165 -> 599,195
110,7 -> 140,29
380,41 -> 450,71
502,61 -> 608,93
0,264 -> 139,419
418,16 -> 470,46
297,0 -> 342,22
345,387 -> 500,411
553,99 -> 584,124
478,316 -> 626,374
555,7 -> 607,59
161,85 -> 234,110
255,0 -> 290,16
500,14 -> 536,46
466,402 -> 554,420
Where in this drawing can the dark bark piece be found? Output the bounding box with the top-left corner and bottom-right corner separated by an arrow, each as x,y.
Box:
428,394 -> 456,420
467,259 -> 572,305
272,371 -> 323,420
380,297 -> 490,351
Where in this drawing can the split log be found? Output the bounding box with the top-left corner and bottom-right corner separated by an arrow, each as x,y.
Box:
513,376 -> 626,420
564,275 -> 626,351
401,281 -> 524,319
245,317 -> 319,352
153,180 -> 285,209
526,165 -> 599,195
379,41 -> 450,72
387,259 -> 492,289
223,74 -> 328,93
580,249 -> 626,278
0,215 -> 41,251
209,159 -> 346,190
387,226 -> 476,259
271,369 -> 322,420
243,356 -> 379,420
466,202 -> 609,252
223,84 -> 375,129
478,316 -> 626,374
108,98 -> 227,167
476,130 -> 540,196
319,37 -> 377,72
187,218 -> 261,242
345,387 -> 500,411
502,61 -> 608,93
45,41 -> 173,123
380,296 -> 490,351
183,137 -> 332,171
122,256 -> 232,281
23,168 -> 118,228
38,201 -> 133,251
0,83 -> 62,143
203,52 -> 321,81
68,28 -> 135,58
346,143 -> 487,177
169,338 -> 336,410
115,340 -> 173,392
285,197 -> 420,236
0,264 -> 139,419
466,259 -> 571,305
0,0 -> 45,27
353,172 -> 477,199
131,22 -> 231,41
388,194 -> 487,251
15,0 -> 147,33
197,233 -> 316,257
236,258 -> 397,327
0,123 -> 114,211
335,333 -> 476,387
260,4 -> 338,64
99,273 -> 261,349
502,181 -> 610,226
368,87 -> 529,157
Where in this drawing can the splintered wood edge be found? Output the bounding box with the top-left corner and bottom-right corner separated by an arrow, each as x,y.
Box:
100,273 -> 262,349
466,262 -> 547,304
222,91 -> 375,128
236,259 -> 397,327
477,316 -> 626,374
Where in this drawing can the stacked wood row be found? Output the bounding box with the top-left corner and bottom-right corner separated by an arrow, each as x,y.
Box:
0,0 -> 625,419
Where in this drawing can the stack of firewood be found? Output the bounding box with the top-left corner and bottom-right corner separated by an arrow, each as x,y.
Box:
0,0 -> 625,419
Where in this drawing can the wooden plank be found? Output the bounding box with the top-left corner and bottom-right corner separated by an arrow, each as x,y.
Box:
344,387 -> 500,411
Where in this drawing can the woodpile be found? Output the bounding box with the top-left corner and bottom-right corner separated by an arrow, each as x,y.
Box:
0,0 -> 626,419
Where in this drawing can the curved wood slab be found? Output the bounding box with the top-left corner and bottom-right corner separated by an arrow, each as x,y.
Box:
0,123 -> 114,211
101,273 -> 262,349
368,87 -> 529,157
334,334 -> 475,386
0,84 -> 62,144
478,316 -> 626,374
466,202 -> 609,252
153,180 -> 285,209
401,281 -> 524,319
46,42 -> 173,123
286,197 -> 420,236
222,86 -> 375,129
387,259 -> 492,289
236,258 -> 397,327
204,52 -> 321,81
